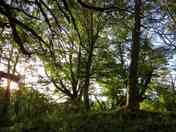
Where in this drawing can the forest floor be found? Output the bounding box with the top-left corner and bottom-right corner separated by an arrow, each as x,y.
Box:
62,110 -> 176,132
1,110 -> 176,132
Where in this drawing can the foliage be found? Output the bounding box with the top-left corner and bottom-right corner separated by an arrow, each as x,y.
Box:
53,111 -> 176,132
0,0 -> 176,131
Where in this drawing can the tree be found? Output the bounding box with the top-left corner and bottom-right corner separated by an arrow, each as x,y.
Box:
126,0 -> 142,111
0,0 -> 175,114
31,1 -> 108,111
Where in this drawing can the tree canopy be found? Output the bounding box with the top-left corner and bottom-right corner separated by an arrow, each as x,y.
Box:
0,0 -> 176,131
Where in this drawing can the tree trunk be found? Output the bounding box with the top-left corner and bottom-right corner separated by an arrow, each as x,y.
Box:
84,35 -> 94,111
126,0 -> 142,111
83,10 -> 95,111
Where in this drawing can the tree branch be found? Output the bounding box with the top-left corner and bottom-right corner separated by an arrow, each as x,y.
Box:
77,0 -> 133,14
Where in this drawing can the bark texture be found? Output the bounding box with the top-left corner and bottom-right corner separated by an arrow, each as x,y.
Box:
126,0 -> 142,111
